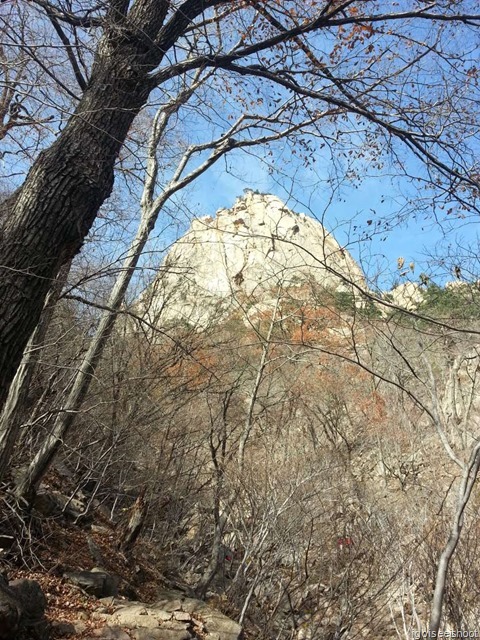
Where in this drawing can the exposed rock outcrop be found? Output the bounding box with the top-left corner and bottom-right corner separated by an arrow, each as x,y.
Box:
0,576 -> 48,639
92,591 -> 242,640
139,192 -> 366,328
64,568 -> 120,598
388,281 -> 425,311
0,573 -> 242,640
33,487 -> 91,522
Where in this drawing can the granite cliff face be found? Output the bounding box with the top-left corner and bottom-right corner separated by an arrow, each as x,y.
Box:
140,192 -> 367,327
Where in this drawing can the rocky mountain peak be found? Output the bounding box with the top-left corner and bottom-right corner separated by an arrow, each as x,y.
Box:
140,192 -> 366,327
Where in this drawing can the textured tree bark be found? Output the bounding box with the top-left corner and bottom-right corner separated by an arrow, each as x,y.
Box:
0,0 -> 184,409
13,83 -> 231,499
0,261 -> 71,483
0,0 -> 228,410
0,65 -> 149,409
13,228 -> 148,500
0,106 -> 151,406
119,488 -> 147,553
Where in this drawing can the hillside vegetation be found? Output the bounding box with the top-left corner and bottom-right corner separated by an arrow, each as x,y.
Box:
2,257 -> 480,639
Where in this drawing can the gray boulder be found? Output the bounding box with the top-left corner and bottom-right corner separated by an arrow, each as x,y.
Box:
93,591 -> 242,640
64,568 -> 119,598
0,576 -> 49,639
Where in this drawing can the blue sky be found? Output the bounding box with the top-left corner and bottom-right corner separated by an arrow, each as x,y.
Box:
3,1 -> 479,296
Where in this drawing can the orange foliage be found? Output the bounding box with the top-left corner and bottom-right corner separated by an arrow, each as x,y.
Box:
164,349 -> 220,391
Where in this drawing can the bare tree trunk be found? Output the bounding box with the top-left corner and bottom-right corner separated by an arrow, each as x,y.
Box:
428,442 -> 480,634
195,507 -> 226,598
0,68 -> 148,409
12,77 -> 232,501
0,0 -> 219,409
119,488 -> 147,554
195,292 -> 282,598
13,222 -> 152,500
0,261 -> 71,483
237,289 -> 281,474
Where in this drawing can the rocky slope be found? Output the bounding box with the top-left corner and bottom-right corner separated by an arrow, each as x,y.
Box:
0,479 -> 244,640
140,192 -> 366,328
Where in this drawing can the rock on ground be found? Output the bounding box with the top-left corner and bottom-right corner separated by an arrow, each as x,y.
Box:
91,589 -> 242,640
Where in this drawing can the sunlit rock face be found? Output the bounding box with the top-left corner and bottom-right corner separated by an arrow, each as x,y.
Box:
139,191 -> 366,328
389,282 -> 425,311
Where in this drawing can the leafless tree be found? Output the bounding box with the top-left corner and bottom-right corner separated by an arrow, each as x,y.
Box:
1,0 -> 480,410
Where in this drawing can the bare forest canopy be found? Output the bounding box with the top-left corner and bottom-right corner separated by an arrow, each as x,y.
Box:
1,1 -> 480,638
